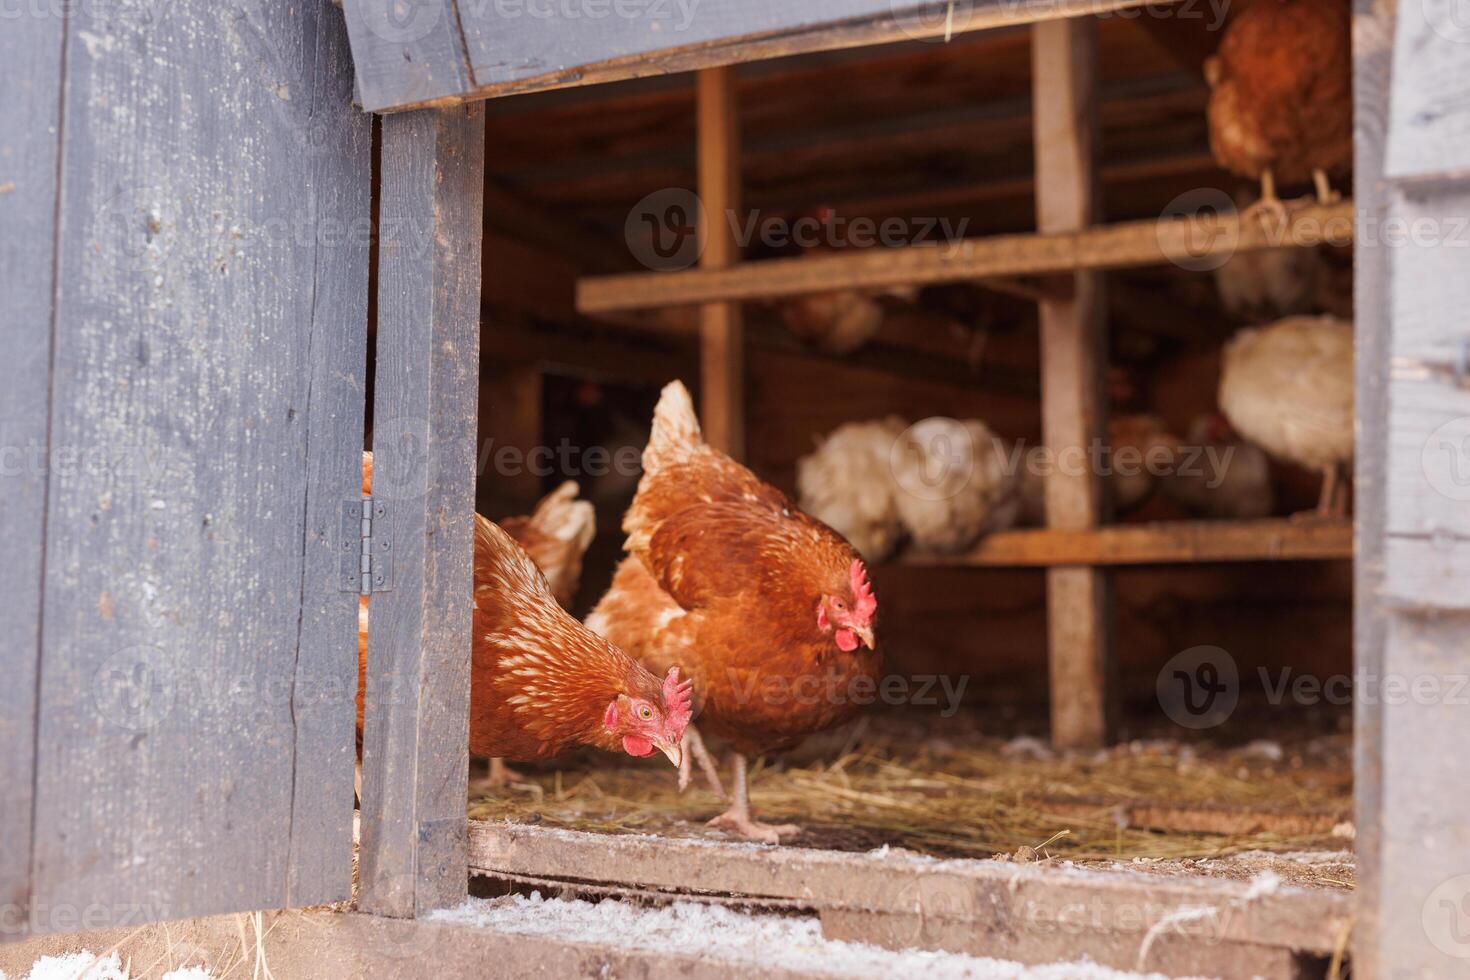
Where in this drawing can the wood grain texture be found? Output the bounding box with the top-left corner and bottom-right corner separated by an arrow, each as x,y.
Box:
697,66 -> 744,459
340,0 -> 474,112
26,0 -> 369,926
1384,0 -> 1470,179
1351,0 -> 1395,969
358,104 -> 485,918
1369,1 -> 1470,973
467,822 -> 1352,962
575,202 -> 1356,313
903,519 -> 1354,567
412,0 -> 1169,109
0,0 -> 64,942
1032,18 -> 1114,750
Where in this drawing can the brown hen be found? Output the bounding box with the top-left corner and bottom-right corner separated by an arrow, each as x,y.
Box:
1205,0 -> 1351,216
587,382 -> 881,843
356,452 -> 688,781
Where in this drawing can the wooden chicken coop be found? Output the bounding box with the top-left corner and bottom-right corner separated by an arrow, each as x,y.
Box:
4,0 -> 1470,977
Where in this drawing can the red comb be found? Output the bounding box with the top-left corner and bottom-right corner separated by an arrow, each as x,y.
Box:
851,559 -> 877,622
663,666 -> 694,730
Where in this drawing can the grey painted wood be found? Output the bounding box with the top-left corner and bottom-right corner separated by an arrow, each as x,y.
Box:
340,0 -> 1168,110
1364,1 -> 1470,974
340,0 -> 474,113
0,1 -> 65,943
1384,0 -> 1470,179
1351,0 -> 1397,972
358,105 -> 484,918
26,0 -> 369,929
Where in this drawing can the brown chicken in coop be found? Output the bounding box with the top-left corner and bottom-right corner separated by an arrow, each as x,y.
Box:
1204,0 -> 1351,221
356,452 -> 689,781
1218,316 -> 1354,517
587,381 -> 882,843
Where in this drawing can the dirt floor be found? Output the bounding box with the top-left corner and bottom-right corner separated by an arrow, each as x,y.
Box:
466,708 -> 1355,889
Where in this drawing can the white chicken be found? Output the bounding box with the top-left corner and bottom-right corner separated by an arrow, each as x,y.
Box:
1163,413 -> 1275,519
889,417 -> 1022,554
1219,315 -> 1354,516
1015,416 -> 1180,524
796,417 -> 908,561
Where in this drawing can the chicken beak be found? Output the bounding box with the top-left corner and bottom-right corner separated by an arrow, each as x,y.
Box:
855,625 -> 876,650
655,738 -> 683,769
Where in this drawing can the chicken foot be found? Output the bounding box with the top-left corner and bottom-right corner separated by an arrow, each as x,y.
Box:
708,753 -> 801,845
1316,463 -> 1350,518
1241,167 -> 1288,231
677,724 -> 727,798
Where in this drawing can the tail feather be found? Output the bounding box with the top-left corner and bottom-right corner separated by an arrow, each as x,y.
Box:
528,481 -> 596,551
644,381 -> 702,476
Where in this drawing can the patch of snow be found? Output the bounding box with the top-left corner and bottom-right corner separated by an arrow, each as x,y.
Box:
1238,740 -> 1284,762
10,952 -> 215,980
431,892 -> 1211,980
1240,870 -> 1282,901
21,951 -> 128,980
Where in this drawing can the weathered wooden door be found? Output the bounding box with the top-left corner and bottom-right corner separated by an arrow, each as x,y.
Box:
1,0 -> 370,936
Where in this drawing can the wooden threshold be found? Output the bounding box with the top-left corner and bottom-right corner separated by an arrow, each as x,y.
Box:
901,518 -> 1354,567
577,202 -> 1355,313
467,821 -> 1350,976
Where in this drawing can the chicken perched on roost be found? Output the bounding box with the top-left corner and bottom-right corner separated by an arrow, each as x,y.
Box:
356,453 -> 688,782
1163,414 -> 1275,519
889,417 -> 1021,554
796,417 -> 908,561
1218,316 -> 1353,517
587,381 -> 881,843
1214,244 -> 1326,322
1204,0 -> 1351,221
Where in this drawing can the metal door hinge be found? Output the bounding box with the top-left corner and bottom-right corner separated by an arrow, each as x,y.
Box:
341,497 -> 392,594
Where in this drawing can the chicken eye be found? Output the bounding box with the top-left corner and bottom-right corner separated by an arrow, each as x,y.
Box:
832,599 -> 846,610
637,705 -> 654,721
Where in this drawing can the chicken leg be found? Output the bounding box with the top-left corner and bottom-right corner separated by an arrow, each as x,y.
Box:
708,753 -> 800,844
488,757 -> 529,787
677,724 -> 726,798
1316,463 -> 1350,518
1312,169 -> 1340,206
1241,167 -> 1288,231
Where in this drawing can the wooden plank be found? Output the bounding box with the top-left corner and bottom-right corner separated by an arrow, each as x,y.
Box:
359,104 -> 485,919
340,0 -> 475,113
696,67 -> 744,458
26,0 -> 368,928
1351,0 -> 1396,970
0,0 -> 64,942
903,519 -> 1355,568
467,823 -> 1352,963
479,363 -> 544,511
1384,0 -> 1470,180
1032,17 -> 1113,750
575,202 -> 1356,313
430,0 -> 1175,109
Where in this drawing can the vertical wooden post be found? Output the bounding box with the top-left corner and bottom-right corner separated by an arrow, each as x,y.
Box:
696,66 -> 744,459
360,104 -> 485,918
1031,18 -> 1115,749
1351,0 -> 1395,971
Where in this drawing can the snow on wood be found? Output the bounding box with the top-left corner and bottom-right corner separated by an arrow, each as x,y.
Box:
431,892 -> 1205,980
